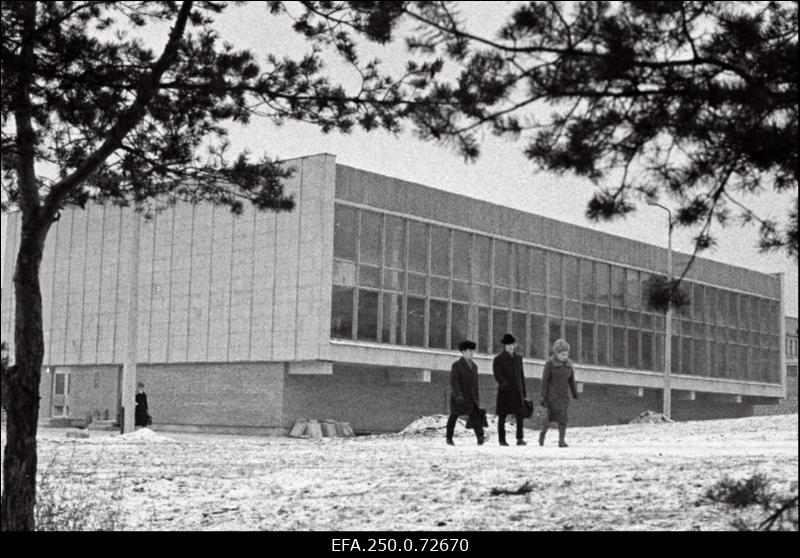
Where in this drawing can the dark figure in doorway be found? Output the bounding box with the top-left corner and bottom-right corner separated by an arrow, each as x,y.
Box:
135,381 -> 150,427
493,333 -> 527,446
446,340 -> 485,446
539,338 -> 579,447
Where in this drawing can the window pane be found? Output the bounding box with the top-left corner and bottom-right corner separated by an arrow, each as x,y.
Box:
654,333 -> 664,371
431,226 -> 451,277
596,263 -> 610,306
452,280 -> 470,302
405,297 -> 425,347
384,216 -> 405,269
628,329 -> 639,369
597,325 -> 609,366
429,300 -> 448,349
564,256 -> 579,300
430,277 -> 449,299
694,338 -> 707,377
408,221 -> 428,273
334,205 -> 357,261
357,290 -> 379,341
671,335 -> 680,374
473,284 -> 491,305
473,236 -> 491,284
581,322 -> 594,364
333,261 -> 356,286
580,259 -> 595,303
626,269 -> 640,310
477,307 -> 490,354
612,326 -> 626,368
494,240 -> 510,287
549,319 -> 562,353
359,210 -> 382,265
358,265 -> 381,288
693,284 -> 705,321
383,270 -> 404,292
331,286 -> 354,339
408,273 -> 427,296
452,231 -> 471,280
529,248 -> 546,293
565,321 -> 579,361
641,331 -> 653,370
681,336 -> 692,375
529,314 -> 546,359
548,252 -> 562,297
512,244 -> 529,291
612,266 -> 625,308
640,273 -> 652,310
451,303 -> 469,351
55,374 -> 65,396
382,293 -> 402,344
493,309 -> 509,353
512,312 -> 527,355
493,288 -> 510,308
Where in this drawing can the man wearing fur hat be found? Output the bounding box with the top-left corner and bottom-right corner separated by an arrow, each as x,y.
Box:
446,340 -> 485,446
493,333 -> 527,446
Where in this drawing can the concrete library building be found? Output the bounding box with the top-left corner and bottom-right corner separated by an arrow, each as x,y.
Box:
0,154 -> 788,434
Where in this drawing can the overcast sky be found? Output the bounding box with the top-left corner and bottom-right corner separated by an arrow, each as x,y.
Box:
1,2 -> 797,317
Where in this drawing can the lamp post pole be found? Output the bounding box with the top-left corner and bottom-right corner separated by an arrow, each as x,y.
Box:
648,201 -> 673,420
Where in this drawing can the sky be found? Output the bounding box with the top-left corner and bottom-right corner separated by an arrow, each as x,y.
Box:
1,2 -> 797,317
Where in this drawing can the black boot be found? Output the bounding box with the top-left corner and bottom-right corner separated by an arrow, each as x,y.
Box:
558,424 -> 568,447
446,437 -> 455,446
538,428 -> 547,446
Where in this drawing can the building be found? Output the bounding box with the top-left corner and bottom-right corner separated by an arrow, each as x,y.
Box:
754,316 -> 798,416
0,154 -> 788,434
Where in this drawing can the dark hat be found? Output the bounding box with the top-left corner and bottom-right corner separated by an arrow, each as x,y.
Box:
458,340 -> 477,351
501,333 -> 516,345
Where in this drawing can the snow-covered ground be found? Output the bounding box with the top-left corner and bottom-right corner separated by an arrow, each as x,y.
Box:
2,414 -> 797,530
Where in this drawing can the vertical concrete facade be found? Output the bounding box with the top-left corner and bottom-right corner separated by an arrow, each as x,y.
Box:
1,154 -> 336,369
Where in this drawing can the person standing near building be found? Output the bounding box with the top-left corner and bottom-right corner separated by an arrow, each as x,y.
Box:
493,333 -> 527,446
446,340 -> 485,446
135,381 -> 150,428
539,338 -> 579,447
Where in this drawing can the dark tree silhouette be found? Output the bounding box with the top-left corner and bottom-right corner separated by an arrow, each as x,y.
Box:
293,1 -> 798,261
0,0 -> 439,530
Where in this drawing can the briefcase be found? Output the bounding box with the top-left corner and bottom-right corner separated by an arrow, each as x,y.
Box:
465,408 -> 488,429
523,399 -> 534,418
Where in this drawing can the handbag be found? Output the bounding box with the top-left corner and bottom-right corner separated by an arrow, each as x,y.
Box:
523,399 -> 534,418
465,408 -> 488,429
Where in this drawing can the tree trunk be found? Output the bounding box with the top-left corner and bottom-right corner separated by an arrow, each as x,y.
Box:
1,227 -> 46,531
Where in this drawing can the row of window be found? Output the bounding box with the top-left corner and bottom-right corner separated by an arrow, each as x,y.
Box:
331,286 -> 782,382
334,205 -> 780,333
331,205 -> 783,382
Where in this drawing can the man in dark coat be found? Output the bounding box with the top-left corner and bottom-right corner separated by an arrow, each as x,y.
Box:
134,381 -> 150,427
493,333 -> 527,446
446,340 -> 485,446
539,338 -> 579,447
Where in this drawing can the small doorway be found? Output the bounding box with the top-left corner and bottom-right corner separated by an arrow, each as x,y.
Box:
52,369 -> 71,417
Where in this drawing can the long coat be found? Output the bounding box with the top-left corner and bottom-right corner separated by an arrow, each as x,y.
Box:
493,350 -> 526,416
449,357 -> 480,416
541,357 -> 578,424
135,392 -> 149,427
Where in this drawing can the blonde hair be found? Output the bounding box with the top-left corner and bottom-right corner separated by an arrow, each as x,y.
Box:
552,338 -> 570,353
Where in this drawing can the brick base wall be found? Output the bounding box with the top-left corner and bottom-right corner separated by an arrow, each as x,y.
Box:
37,361 -> 778,434
283,365 -> 756,433
752,375 -> 798,416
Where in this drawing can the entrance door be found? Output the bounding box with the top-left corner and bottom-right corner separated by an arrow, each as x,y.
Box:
52,369 -> 71,417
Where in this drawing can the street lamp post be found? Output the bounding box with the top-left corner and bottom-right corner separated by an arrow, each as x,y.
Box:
647,201 -> 673,420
